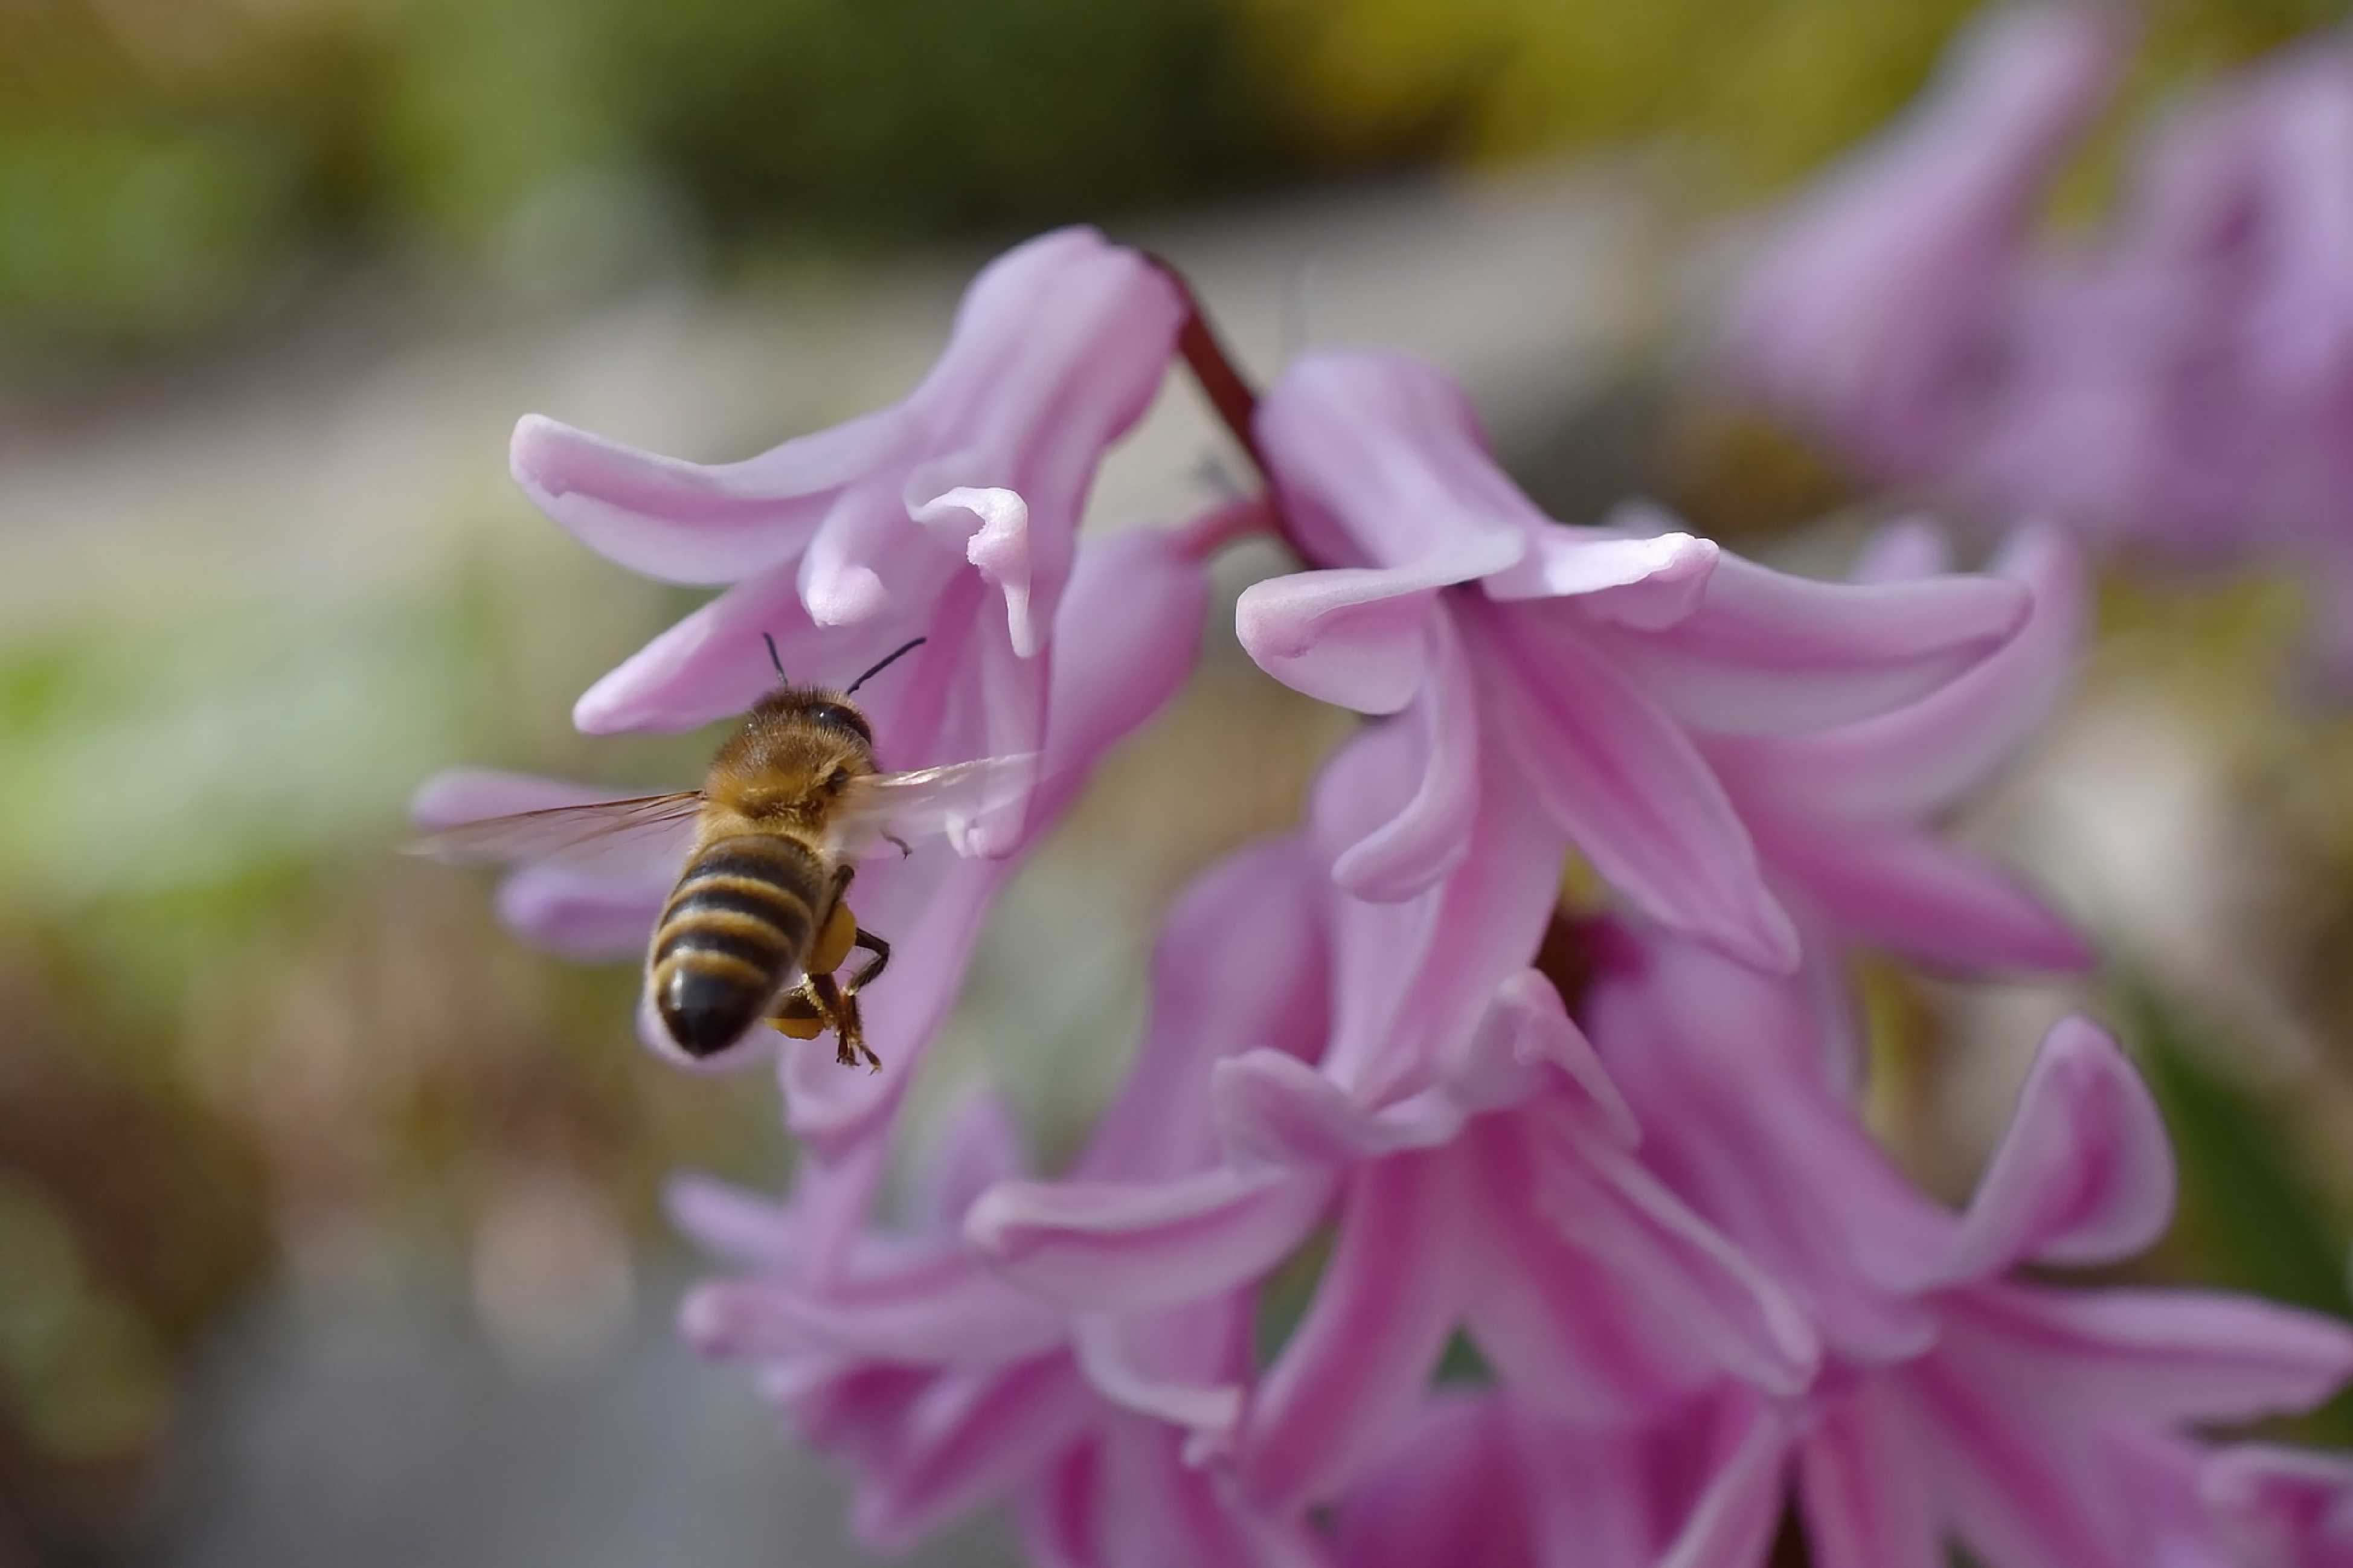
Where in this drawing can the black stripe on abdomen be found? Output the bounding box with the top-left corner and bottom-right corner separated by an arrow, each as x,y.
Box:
649,835 -> 827,1057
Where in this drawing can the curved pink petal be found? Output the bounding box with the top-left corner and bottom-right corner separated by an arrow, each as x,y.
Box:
1724,2 -> 2125,473
1331,1395 -> 1539,1568
852,1357 -> 1096,1552
1253,351 -> 1538,570
1483,521 -> 1720,623
2202,1444 -> 2353,1568
1587,548 -> 2031,736
1475,608 -> 1797,972
1902,1358 -> 2131,1568
492,866 -> 662,960
968,1165 -> 1336,1312
789,1126 -> 894,1290
571,558 -> 917,734
914,486 -> 1042,657
1090,1414 -> 1336,1568
1751,818 -> 2093,973
1799,1381 -> 1945,1568
1590,991 -> 1947,1361
1318,725 -> 1572,1102
1707,521 -> 2089,820
795,483 -> 945,627
1070,1313 -> 1244,1439
1327,613 -> 1482,901
1540,1131 -> 1822,1397
1012,524 -> 1210,846
510,410 -> 905,585
1211,971 -> 1579,1169
1945,1282 -> 2353,1430
1905,1015 -> 2172,1287
1215,1051 -> 1404,1169
1237,565 -> 1486,715
1236,1153 -> 1466,1513
678,1250 -> 1063,1364
1502,976 -> 1642,1149
663,1172 -> 795,1267
913,1087 -> 1031,1235
1460,1132 -> 1747,1425
1017,1445 -> 1099,1568
1657,1404 -> 1797,1568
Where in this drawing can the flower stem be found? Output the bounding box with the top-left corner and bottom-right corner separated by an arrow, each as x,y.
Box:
1147,254 -> 1269,475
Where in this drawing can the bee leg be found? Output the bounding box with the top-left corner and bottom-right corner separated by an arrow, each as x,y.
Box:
766,982 -> 830,1041
844,928 -> 891,997
884,833 -> 913,860
807,972 -> 879,1072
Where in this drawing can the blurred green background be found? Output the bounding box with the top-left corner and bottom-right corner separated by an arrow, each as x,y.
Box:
5,1 -> 2353,1562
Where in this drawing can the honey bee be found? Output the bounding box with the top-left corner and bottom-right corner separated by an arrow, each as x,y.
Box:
412,636 -> 1029,1070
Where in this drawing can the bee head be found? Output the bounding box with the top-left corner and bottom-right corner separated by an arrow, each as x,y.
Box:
711,634 -> 925,818
717,688 -> 879,806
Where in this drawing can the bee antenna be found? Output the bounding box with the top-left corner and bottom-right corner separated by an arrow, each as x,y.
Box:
762,633 -> 788,682
845,637 -> 928,696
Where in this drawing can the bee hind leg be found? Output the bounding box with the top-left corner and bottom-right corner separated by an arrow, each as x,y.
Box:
844,928 -> 891,996
805,971 -> 880,1072
766,982 -> 830,1041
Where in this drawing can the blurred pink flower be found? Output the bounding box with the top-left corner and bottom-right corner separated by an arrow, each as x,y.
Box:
1235,350 -> 2030,970
966,725 -> 1820,1516
2202,1446 -> 2353,1567
413,523 -> 1210,1161
1962,34 -> 2353,682
1722,2 -> 2124,475
512,225 -> 1186,783
1732,7 -> 2353,687
1700,518 -> 2093,977
1327,1391 -> 1790,1568
667,840 -> 1332,1566
1581,922 -> 2353,1568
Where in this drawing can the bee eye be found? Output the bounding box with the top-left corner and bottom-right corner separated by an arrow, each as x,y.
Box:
826,767 -> 850,792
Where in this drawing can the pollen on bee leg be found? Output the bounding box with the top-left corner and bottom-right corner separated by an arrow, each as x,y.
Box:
768,989 -> 828,1039
809,900 -> 858,977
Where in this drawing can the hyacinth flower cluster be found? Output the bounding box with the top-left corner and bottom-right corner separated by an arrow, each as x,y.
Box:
419,220 -> 2353,1566
1724,1 -> 2353,685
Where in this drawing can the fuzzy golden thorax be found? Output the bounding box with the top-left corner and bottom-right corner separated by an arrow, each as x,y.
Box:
701,687 -> 880,826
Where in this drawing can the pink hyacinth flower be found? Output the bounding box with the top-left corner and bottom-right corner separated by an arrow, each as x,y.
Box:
1329,1390 -> 1742,1568
2203,1445 -> 2353,1566
1700,518 -> 2093,977
413,523 -> 1210,1165
967,722 -> 1821,1517
1722,2 -> 2125,475
1579,925 -> 2353,1568
510,226 -> 1186,809
1965,34 -> 2353,686
1234,350 -> 2030,971
667,838 -> 1334,1566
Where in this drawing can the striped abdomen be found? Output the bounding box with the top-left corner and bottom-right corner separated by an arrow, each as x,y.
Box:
650,834 -> 829,1058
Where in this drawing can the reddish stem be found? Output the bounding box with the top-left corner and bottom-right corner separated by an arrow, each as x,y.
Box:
1148,254 -> 1268,474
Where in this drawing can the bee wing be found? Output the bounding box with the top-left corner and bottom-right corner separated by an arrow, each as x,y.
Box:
829,754 -> 1039,858
405,791 -> 705,868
